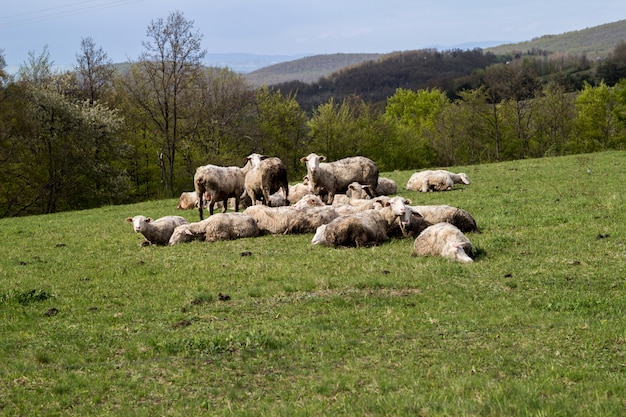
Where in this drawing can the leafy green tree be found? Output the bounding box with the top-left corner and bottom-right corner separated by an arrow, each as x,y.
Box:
254,86 -> 307,175
532,82 -> 575,157
381,88 -> 447,169
573,81 -> 622,152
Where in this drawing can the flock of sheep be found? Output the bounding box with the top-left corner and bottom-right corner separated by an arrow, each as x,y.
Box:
126,153 -> 478,263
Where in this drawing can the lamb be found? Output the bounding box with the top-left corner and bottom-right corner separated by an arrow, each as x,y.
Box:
168,213 -> 261,245
244,205 -> 339,235
126,215 -> 189,246
406,170 -> 470,192
311,196 -> 409,247
241,153 -> 289,207
413,222 -> 474,263
194,164 -> 246,219
300,153 -> 379,205
410,205 -> 479,233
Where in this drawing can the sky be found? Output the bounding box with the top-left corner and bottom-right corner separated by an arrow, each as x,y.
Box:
1,0 -> 624,73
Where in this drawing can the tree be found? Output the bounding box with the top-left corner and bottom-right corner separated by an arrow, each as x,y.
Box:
574,81 -> 621,152
75,37 -> 115,105
120,11 -> 206,197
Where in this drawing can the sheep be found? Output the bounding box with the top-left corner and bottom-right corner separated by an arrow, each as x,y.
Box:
291,194 -> 325,210
377,177 -> 398,196
168,218 -> 213,245
168,213 -> 261,245
194,164 -> 246,219
176,191 -> 199,210
345,182 -> 373,200
406,170 -> 470,192
126,215 -> 189,246
244,205 -> 339,235
413,222 -> 474,263
410,205 -> 479,233
311,196 -> 409,247
300,153 -> 379,205
287,176 -> 312,204
241,153 -> 289,207
388,204 -> 432,239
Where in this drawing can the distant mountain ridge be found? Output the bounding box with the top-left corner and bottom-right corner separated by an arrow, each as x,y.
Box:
238,19 -> 626,87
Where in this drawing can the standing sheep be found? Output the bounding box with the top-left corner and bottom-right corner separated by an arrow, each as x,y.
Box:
413,222 -> 474,263
300,153 -> 379,205
194,164 -> 246,219
406,170 -> 470,192
126,215 -> 189,246
241,153 -> 289,207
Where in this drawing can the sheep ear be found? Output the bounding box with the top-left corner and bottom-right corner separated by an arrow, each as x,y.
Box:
184,229 -> 193,236
320,156 -> 326,161
405,199 -> 412,205
146,218 -> 153,223
300,157 -> 307,163
411,211 -> 423,219
125,217 -> 132,222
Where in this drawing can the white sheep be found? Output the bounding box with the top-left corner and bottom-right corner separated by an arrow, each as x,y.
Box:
300,153 -> 379,205
406,170 -> 470,192
169,213 -> 261,245
176,191 -> 198,210
410,205 -> 479,233
244,205 -> 339,235
194,164 -> 246,219
311,196 -> 409,247
126,215 -> 189,246
388,203 -> 432,239
241,153 -> 289,207
287,176 -> 312,204
168,218 -> 213,245
413,222 -> 474,263
291,194 -> 325,210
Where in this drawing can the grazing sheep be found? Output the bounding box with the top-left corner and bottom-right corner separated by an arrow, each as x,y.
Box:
244,205 -> 339,235
406,170 -> 470,192
126,215 -> 189,246
410,205 -> 480,233
241,153 -> 289,207
169,213 -> 260,245
413,222 -> 474,263
300,153 -> 379,205
194,164 -> 246,219
311,196 -> 409,247
287,177 -> 312,204
376,177 -> 398,196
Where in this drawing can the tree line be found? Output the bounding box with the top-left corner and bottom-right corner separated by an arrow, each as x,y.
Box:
1,11 -> 625,217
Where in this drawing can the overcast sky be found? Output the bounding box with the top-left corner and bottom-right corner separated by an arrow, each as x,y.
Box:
1,0 -> 624,72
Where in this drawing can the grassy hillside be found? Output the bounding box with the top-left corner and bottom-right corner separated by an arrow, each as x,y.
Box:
486,19 -> 626,58
244,53 -> 382,87
1,152 -> 625,415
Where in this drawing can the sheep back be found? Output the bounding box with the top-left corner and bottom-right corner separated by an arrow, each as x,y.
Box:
413,222 -> 473,263
194,164 -> 245,219
126,215 -> 189,246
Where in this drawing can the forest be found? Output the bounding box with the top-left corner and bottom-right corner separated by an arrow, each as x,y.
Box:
1,10 -> 626,218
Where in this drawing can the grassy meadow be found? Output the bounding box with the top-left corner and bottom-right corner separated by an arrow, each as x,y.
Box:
1,151 -> 625,416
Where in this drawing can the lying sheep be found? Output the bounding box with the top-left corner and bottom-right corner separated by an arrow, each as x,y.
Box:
242,153 -> 289,207
169,213 -> 260,245
300,153 -> 379,205
126,215 -> 189,246
413,222 -> 474,263
406,170 -> 470,192
176,191 -> 199,210
377,177 -> 398,196
292,194 -> 325,210
194,164 -> 246,219
287,176 -> 312,204
388,204 -> 432,239
311,196 -> 409,247
410,205 -> 479,233
244,205 -> 339,235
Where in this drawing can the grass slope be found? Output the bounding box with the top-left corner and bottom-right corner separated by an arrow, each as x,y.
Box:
1,152 -> 625,416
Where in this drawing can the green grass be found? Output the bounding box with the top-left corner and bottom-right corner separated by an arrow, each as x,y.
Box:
1,151 -> 625,416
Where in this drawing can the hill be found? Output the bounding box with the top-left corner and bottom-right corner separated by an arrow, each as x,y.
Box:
486,19 -> 626,59
245,19 -> 626,88
244,53 -> 382,87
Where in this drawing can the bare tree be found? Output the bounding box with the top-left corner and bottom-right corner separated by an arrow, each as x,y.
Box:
121,10 -> 206,197
75,37 -> 114,105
